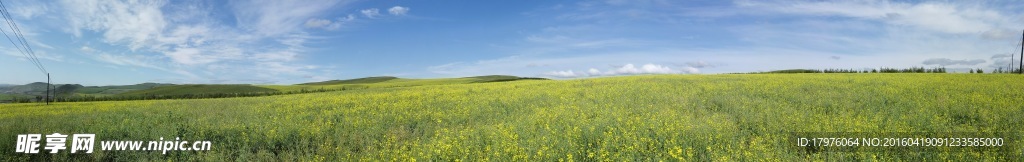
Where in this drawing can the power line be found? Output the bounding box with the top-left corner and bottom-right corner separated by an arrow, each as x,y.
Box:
0,20 -> 32,69
0,0 -> 50,104
0,0 -> 44,74
1011,39 -> 1020,72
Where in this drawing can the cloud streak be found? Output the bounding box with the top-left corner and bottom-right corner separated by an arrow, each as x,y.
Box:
922,58 -> 986,66
388,6 -> 409,16
304,14 -> 355,30
361,8 -> 381,18
41,0 -> 361,83
735,0 -> 1012,35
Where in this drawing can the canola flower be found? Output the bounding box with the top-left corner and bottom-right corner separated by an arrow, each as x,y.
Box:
0,73 -> 1022,161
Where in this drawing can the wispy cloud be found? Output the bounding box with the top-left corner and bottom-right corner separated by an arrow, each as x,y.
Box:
922,58 -> 986,66
735,0 -> 1013,35
361,8 -> 381,18
543,70 -> 578,78
42,0 -> 360,83
304,14 -> 355,30
1,47 -> 63,62
388,6 -> 409,16
60,0 -> 167,50
230,0 -> 348,36
7,0 -> 50,19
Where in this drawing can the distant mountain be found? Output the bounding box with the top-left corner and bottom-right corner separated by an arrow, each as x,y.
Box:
77,83 -> 174,94
1,82 -> 52,94
297,76 -> 399,85
462,75 -> 549,83
0,82 -> 174,96
117,84 -> 277,96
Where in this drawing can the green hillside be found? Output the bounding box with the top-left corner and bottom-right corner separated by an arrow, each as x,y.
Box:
297,76 -> 399,85
464,75 -> 549,83
76,83 -> 173,94
264,75 -> 547,92
4,76 -> 547,102
117,84 -> 279,96
0,82 -> 51,94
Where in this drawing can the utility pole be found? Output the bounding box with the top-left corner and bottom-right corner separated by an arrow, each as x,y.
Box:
1020,30 -> 1023,74
45,73 -> 49,105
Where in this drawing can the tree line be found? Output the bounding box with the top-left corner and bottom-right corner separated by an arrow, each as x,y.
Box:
749,67 -> 950,74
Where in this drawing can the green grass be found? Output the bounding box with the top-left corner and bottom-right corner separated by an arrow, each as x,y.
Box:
0,94 -> 32,101
1,74 -> 1021,161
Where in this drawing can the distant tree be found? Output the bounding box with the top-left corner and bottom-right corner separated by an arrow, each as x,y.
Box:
976,69 -> 983,74
970,69 -> 975,73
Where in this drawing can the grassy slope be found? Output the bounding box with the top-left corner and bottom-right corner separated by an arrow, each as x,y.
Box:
260,75 -> 545,92
297,76 -> 398,85
4,76 -> 544,99
1,74 -> 1022,161
76,83 -> 173,95
0,94 -> 31,100
117,84 -> 279,96
116,77 -> 485,97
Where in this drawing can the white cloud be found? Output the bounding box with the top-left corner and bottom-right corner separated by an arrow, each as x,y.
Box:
0,47 -> 63,62
304,14 -> 355,30
736,0 -> 1011,35
544,70 -> 578,78
230,0 -> 347,36
79,46 -> 94,52
991,54 -> 1012,59
681,67 -> 700,74
423,0 -> 1017,79
685,61 -> 713,68
922,58 -> 986,66
607,63 -> 677,75
361,8 -> 381,18
544,63 -> 690,78
77,47 -> 197,78
8,0 -> 50,19
60,0 -> 168,50
989,54 -> 1019,70
45,0 -> 346,83
304,18 -> 332,28
388,6 -> 409,16
94,53 -> 166,71
587,68 -> 601,75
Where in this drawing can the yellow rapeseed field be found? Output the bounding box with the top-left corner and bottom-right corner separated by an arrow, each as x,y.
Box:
1,74 -> 1022,161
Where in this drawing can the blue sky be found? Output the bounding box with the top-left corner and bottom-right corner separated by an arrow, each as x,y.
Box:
2,0 -> 1023,85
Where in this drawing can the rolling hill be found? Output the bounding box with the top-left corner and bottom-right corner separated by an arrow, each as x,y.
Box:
77,83 -> 174,95
297,76 -> 399,85
4,75 -> 548,102
117,84 -> 279,96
